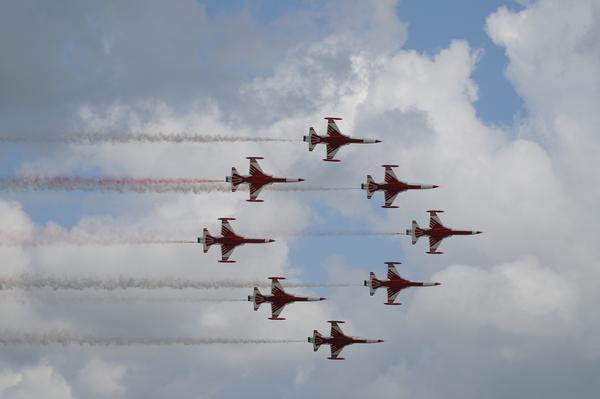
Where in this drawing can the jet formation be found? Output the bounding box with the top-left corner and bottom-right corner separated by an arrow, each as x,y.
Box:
248,277 -> 326,320
188,117 -> 482,360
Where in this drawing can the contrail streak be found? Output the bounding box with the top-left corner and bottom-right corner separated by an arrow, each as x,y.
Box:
0,133 -> 300,144
0,274 -> 360,291
0,177 -> 357,194
0,330 -> 304,346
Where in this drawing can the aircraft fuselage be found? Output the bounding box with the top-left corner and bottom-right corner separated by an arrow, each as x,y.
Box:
214,234 -> 273,247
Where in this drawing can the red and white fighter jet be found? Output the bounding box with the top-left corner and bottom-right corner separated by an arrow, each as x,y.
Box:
308,321 -> 384,360
198,218 -> 275,263
225,157 -> 304,202
406,210 -> 482,254
248,277 -> 326,320
361,165 -> 438,208
364,261 -> 441,305
303,117 -> 381,162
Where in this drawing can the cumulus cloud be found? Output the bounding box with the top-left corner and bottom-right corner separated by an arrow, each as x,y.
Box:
1,0 -> 600,398
0,362 -> 74,399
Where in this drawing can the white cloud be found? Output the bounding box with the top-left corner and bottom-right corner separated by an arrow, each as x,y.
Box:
2,0 -> 600,397
0,362 -> 74,399
77,357 -> 127,398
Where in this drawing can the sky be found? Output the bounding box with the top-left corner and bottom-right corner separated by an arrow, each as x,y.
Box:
1,0 -> 600,398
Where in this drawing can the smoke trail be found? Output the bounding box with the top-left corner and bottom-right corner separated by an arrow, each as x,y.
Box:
0,292 -> 246,304
0,330 -> 304,346
0,233 -> 197,246
0,133 -> 300,144
268,186 -> 360,192
0,177 -> 357,194
0,274 -> 360,291
0,177 -> 224,193
293,231 -> 401,236
245,230 -> 402,238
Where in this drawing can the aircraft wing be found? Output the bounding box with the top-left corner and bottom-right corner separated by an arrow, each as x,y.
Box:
329,343 -> 345,360
384,190 -> 399,207
325,143 -> 343,161
220,244 -> 236,262
387,287 -> 402,304
429,236 -> 444,253
384,166 -> 400,183
249,158 -> 264,176
387,264 -> 402,280
221,219 -> 236,236
248,183 -> 266,201
271,278 -> 286,296
330,321 -> 346,338
271,302 -> 287,319
326,119 -> 345,137
429,211 -> 444,228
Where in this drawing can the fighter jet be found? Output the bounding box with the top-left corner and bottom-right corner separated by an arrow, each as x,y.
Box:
225,157 -> 304,202
303,117 -> 381,162
361,165 -> 438,208
364,261 -> 441,305
406,210 -> 482,254
248,277 -> 326,320
308,321 -> 384,360
198,218 -> 275,263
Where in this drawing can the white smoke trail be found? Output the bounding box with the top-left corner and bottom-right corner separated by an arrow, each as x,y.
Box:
0,292 -> 246,304
0,330 -> 304,346
0,177 -> 225,193
0,133 -> 300,144
0,177 -> 357,194
0,274 -> 360,291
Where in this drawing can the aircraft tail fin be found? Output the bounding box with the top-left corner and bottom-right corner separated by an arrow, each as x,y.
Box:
199,228 -> 215,253
227,167 -> 243,192
308,330 -> 324,352
406,220 -> 424,245
303,127 -> 320,151
249,287 -> 265,311
364,272 -> 380,296
361,175 -> 377,199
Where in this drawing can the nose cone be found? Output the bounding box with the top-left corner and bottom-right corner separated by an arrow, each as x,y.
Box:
375,140 -> 382,143
268,239 -> 276,243
433,185 -> 439,188
299,178 -> 305,182
474,231 -> 483,234
320,297 -> 326,301
377,339 -> 384,343
434,282 -> 442,286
